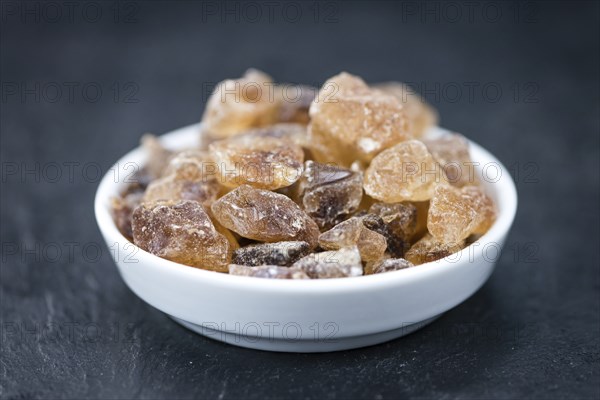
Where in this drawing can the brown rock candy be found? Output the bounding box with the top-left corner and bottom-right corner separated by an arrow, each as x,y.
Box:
353,202 -> 428,248
162,149 -> 215,180
364,140 -> 447,202
111,189 -> 144,241
309,72 -> 412,165
461,186 -> 496,236
292,247 -> 363,279
277,84 -> 317,125
423,133 -> 479,187
132,200 -> 230,271
209,135 -> 304,190
232,241 -> 311,266
368,202 -> 418,254
318,216 -> 387,262
366,257 -> 415,275
140,134 -> 174,179
365,213 -> 416,258
237,123 -> 310,150
404,233 -> 465,265
228,264 -> 309,279
143,176 -> 220,206
427,185 -> 496,243
202,69 -> 280,138
210,185 -> 320,248
143,150 -> 221,206
359,213 -> 405,257
295,160 -> 363,230
372,82 -> 438,137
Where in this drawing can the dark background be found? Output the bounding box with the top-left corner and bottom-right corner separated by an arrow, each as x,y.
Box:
1,1 -> 599,399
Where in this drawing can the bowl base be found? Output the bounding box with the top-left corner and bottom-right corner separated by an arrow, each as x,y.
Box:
171,315 -> 441,352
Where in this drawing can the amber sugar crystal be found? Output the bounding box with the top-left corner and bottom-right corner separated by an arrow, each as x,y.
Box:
427,185 -> 496,243
111,190 -> 144,241
368,202 -> 418,256
132,200 -> 230,271
229,264 -> 309,279
202,69 -> 280,139
236,123 -> 310,151
209,135 -> 304,190
309,72 -> 412,166
364,140 -> 448,202
291,246 -> 363,279
143,150 -> 221,206
423,133 -> 479,187
372,82 -> 438,138
405,234 -> 465,265
295,160 -> 363,230
232,241 -> 310,267
210,185 -> 320,248
366,257 -> 415,275
318,216 -> 387,263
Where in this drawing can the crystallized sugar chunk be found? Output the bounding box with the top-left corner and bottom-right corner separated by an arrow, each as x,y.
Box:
295,161 -> 363,230
423,133 -> 479,187
209,135 -> 304,190
202,69 -> 280,138
364,140 -> 448,202
228,264 -> 309,279
210,185 -> 320,248
132,200 -> 230,271
232,241 -> 310,266
318,216 -> 387,262
368,202 -> 418,256
427,185 -> 496,243
309,72 -> 412,165
405,233 -> 465,265
143,150 -> 221,206
372,82 -> 438,138
237,123 -> 310,150
366,257 -> 414,275
292,247 -> 363,279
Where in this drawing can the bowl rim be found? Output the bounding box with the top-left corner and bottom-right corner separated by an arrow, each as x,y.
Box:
94,123 -> 518,293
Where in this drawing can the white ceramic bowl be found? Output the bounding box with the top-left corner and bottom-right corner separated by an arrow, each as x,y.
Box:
95,124 -> 517,352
